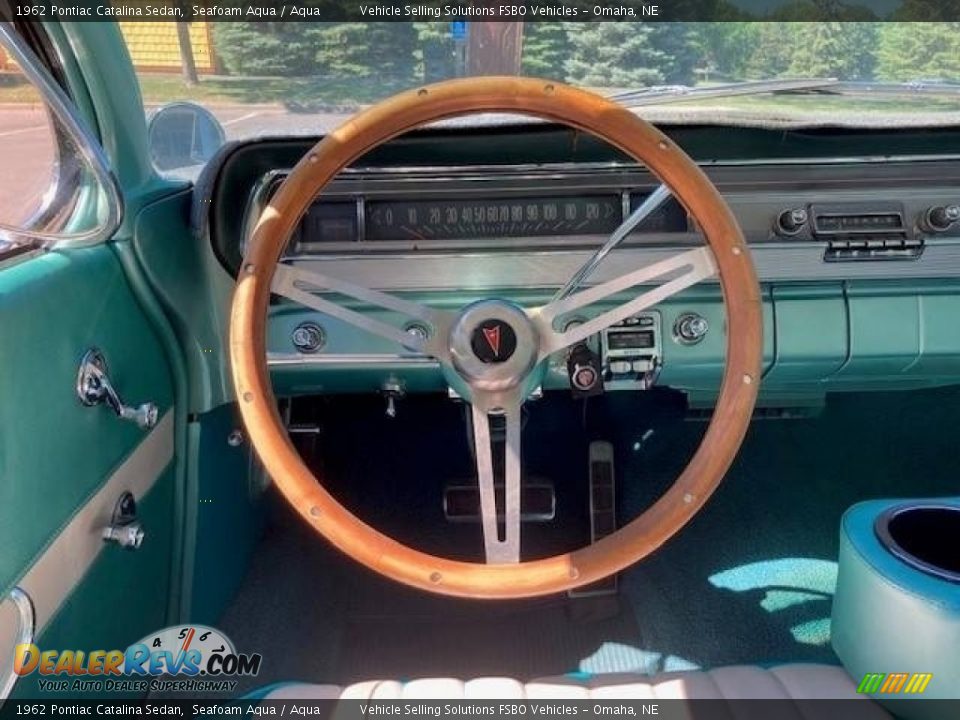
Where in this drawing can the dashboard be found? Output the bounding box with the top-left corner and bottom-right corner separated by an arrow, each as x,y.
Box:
202,124 -> 960,408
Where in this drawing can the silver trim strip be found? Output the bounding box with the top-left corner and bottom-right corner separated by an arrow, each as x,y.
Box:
281,240 -> 960,290
268,353 -> 437,367
0,412 -> 173,666
0,23 -> 122,249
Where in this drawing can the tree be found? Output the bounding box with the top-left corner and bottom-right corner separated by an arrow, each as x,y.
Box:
175,22 -> 198,86
690,22 -> 759,81
565,23 -> 699,88
316,24 -> 419,85
211,23 -> 323,77
876,23 -> 960,81
786,23 -> 878,80
744,23 -> 794,79
522,23 -> 572,80
414,23 -> 457,83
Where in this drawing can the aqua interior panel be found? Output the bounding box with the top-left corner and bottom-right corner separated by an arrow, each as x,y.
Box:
838,287 -> 920,378
911,293 -> 960,377
189,404 -> 265,625
766,284 -> 848,383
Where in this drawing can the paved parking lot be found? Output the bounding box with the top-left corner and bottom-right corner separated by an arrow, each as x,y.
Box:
0,103 -> 357,229
0,105 -> 56,228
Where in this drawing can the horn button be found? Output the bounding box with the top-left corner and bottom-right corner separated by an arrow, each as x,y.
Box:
471,320 -> 517,364
449,300 -> 540,392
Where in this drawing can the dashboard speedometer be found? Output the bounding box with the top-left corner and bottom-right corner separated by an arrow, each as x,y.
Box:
365,195 -> 622,241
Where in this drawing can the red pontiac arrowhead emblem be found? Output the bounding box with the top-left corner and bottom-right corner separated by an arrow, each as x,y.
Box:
482,325 -> 502,357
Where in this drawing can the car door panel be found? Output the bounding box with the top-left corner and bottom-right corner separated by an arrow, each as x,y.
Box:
0,245 -> 177,696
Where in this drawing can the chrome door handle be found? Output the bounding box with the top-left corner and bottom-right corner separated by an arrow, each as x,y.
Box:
76,349 -> 158,430
1,587 -> 35,700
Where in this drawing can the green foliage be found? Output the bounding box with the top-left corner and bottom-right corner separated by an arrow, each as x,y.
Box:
786,23 -> 878,79
315,23 -> 418,84
211,23 -> 323,77
876,23 -> 960,81
521,23 -> 572,80
565,23 -> 698,88
744,24 -> 795,79
211,20 -> 960,93
690,22 -> 760,81
415,22 -> 457,83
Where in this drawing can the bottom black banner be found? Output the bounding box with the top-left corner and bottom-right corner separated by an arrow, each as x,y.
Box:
0,700 -> 955,720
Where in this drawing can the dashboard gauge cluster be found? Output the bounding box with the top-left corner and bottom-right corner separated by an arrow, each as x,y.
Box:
365,195 -> 623,241
244,164 -> 692,257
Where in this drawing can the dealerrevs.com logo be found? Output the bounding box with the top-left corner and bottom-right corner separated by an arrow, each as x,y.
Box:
14,625 -> 261,693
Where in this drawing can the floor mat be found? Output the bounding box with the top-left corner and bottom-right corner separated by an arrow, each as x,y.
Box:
209,506 -> 640,695
613,387 -> 960,672
210,386 -> 960,690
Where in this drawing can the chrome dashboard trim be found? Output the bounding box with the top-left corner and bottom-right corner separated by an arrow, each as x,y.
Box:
268,352 -> 438,367
239,157 -> 960,263
276,239 -> 960,291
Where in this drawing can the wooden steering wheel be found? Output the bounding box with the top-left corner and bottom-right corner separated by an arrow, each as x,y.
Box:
230,77 -> 762,599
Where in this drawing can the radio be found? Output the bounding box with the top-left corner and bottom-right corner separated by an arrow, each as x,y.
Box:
601,312 -> 662,390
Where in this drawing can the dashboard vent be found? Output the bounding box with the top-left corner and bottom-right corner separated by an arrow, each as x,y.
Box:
811,203 -> 922,262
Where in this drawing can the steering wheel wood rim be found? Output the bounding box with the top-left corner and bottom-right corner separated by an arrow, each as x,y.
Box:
230,77 -> 762,598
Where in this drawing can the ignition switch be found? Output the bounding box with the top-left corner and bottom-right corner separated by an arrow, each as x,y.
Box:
567,343 -> 603,398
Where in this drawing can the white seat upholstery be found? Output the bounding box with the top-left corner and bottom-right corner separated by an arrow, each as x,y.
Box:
259,663 -> 889,714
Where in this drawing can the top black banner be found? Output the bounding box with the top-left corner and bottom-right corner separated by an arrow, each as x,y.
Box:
5,0 -> 960,22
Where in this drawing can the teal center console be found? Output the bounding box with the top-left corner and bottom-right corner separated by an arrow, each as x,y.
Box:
832,498 -> 960,719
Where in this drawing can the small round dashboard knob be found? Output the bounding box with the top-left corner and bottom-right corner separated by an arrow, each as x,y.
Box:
922,204 -> 960,233
291,322 -> 325,353
571,364 -> 599,392
674,313 -> 709,345
775,207 -> 808,236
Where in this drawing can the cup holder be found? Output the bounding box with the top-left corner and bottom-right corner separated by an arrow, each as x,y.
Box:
875,504 -> 960,583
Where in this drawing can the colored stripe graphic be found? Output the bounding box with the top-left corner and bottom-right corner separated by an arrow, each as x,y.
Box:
858,672 -> 933,694
905,673 -> 933,694
857,673 -> 885,694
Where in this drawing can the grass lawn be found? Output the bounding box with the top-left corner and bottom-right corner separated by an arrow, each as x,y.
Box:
135,74 -> 400,110
4,70 -> 960,117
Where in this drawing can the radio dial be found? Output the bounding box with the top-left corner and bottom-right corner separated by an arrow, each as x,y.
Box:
921,204 -> 960,233
775,207 -> 808,236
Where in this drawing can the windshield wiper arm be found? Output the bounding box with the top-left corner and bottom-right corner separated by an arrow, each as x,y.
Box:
801,80 -> 960,98
610,78 -> 839,107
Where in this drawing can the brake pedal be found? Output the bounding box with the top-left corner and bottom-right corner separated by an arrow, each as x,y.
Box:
569,441 -> 618,597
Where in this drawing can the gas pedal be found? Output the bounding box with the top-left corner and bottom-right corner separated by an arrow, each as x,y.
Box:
569,441 -> 618,598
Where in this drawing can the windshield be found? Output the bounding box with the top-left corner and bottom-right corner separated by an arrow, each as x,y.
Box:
126,21 -> 960,147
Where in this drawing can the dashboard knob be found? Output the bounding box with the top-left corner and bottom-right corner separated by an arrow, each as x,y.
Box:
674,313 -> 709,345
291,322 -> 325,353
566,343 -> 603,398
921,204 -> 960,233
775,207 -> 808,236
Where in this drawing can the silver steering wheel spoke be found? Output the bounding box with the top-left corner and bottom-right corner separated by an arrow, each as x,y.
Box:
470,393 -> 523,564
271,263 -> 453,357
533,246 -> 717,358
